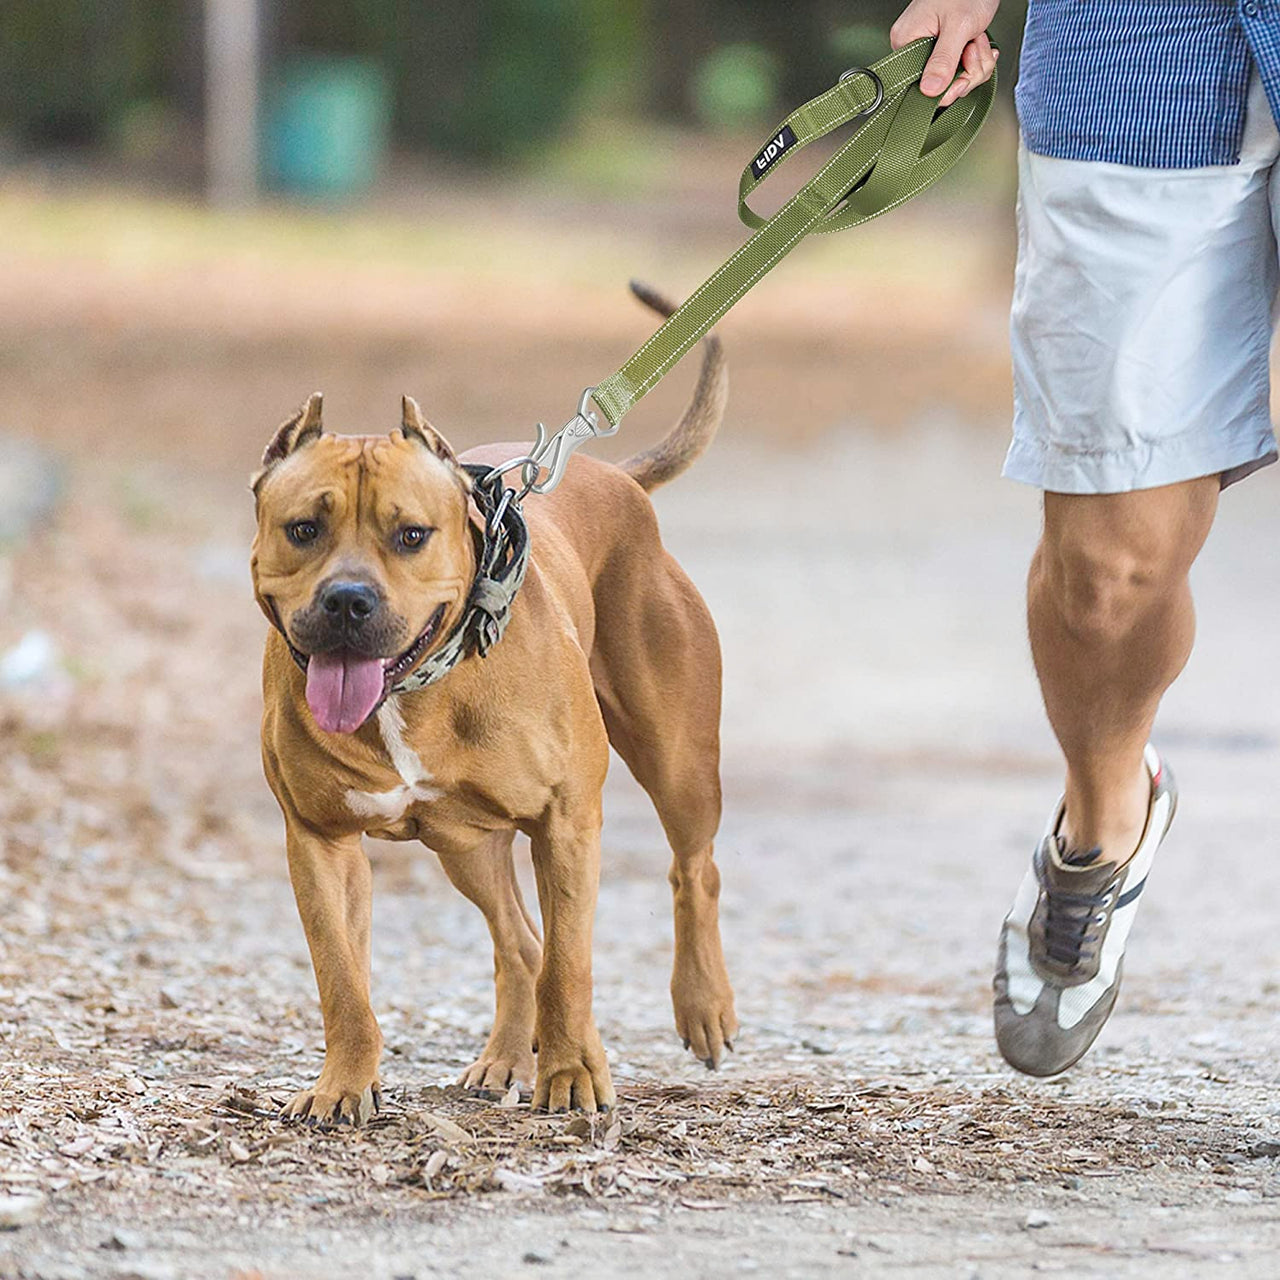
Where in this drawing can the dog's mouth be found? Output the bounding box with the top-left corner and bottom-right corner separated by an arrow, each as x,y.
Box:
302,604 -> 446,735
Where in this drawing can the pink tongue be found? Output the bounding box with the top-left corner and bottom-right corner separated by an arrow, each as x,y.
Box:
305,651 -> 386,734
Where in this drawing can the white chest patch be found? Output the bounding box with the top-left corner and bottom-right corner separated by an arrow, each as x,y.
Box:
346,698 -> 444,822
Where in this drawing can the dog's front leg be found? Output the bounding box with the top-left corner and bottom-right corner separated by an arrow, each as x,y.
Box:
437,829 -> 541,1096
529,799 -> 616,1113
280,823 -> 383,1127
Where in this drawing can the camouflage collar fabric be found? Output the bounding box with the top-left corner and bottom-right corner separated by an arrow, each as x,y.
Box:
389,464 -> 530,694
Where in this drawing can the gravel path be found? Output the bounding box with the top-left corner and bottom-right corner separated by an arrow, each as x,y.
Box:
3,414 -> 1280,1278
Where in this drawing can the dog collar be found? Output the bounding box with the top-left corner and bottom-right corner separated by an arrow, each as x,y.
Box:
388,464 -> 530,694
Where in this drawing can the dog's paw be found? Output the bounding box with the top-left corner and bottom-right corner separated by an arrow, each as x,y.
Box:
531,1036 -> 614,1114
672,964 -> 739,1070
458,1045 -> 535,1098
280,1080 -> 381,1128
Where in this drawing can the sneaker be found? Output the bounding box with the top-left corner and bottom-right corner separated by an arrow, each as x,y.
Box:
993,743 -> 1177,1077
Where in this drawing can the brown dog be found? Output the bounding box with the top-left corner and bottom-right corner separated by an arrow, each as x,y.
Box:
250,286 -> 736,1124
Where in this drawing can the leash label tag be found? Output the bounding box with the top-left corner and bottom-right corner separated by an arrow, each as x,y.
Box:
752,125 -> 797,179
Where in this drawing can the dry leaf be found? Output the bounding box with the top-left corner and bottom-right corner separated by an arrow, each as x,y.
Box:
422,1112 -> 471,1145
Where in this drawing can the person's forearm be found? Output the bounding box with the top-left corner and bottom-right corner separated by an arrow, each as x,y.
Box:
890,1 -> 1000,106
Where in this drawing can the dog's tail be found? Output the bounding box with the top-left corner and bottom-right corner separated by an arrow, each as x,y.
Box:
618,280 -> 728,493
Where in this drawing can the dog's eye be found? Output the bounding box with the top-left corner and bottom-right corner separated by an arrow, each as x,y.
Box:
286,520 -> 321,547
397,525 -> 432,552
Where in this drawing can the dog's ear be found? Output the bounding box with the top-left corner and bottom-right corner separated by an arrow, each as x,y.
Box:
400,395 -> 460,466
258,392 -> 324,468
251,394 -> 324,493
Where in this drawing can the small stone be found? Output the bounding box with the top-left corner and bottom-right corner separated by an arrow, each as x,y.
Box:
1024,1210 -> 1053,1230
0,631 -> 57,688
102,1228 -> 144,1251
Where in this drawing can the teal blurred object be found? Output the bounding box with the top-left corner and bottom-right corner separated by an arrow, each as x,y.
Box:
264,55 -> 390,198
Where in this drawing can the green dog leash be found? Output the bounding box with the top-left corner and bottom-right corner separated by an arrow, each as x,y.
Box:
493,36 -> 997,495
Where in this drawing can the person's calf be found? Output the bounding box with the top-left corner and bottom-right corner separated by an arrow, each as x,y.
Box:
1029,480 -> 1217,863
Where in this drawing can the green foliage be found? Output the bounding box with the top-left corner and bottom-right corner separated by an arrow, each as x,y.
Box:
289,0 -> 395,55
0,0 -> 186,146
378,0 -> 595,160
691,43 -> 780,130
829,24 -> 892,71
444,0 -> 591,159
0,0 -> 1026,164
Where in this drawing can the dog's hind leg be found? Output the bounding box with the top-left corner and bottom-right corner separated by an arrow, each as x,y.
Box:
591,556 -> 739,1069
435,829 -> 541,1096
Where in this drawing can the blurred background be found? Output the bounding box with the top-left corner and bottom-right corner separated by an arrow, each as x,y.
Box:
0,0 -> 1039,773
10,10 -> 1280,1258
0,0 -> 1026,477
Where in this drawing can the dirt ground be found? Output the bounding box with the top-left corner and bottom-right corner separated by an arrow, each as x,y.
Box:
5,163 -> 1280,1277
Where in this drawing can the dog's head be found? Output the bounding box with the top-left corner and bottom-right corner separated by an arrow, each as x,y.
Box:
250,393 -> 475,734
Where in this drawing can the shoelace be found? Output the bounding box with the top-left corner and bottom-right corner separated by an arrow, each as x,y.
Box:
1042,845 -> 1117,969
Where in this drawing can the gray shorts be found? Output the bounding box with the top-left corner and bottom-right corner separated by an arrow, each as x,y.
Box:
1006,71 -> 1280,494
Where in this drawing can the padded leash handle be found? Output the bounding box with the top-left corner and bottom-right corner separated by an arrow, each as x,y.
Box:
590,36 -> 997,430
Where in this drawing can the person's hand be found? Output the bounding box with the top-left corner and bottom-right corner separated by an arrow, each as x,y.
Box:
890,1 -> 1000,107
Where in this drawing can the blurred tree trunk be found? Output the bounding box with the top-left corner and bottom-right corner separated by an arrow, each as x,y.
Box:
204,0 -> 261,204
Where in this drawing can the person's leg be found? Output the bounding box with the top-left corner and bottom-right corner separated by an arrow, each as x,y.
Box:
995,65 -> 1280,1076
1029,478 -> 1219,864
995,479 -> 1213,1076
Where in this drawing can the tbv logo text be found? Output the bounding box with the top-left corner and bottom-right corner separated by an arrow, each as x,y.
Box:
752,125 -> 797,176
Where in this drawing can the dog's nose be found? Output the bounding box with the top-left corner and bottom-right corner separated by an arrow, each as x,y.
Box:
320,581 -> 379,626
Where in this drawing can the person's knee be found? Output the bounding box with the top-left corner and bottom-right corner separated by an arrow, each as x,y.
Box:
1036,516 -> 1190,645
1035,484 -> 1216,646
1041,541 -> 1164,643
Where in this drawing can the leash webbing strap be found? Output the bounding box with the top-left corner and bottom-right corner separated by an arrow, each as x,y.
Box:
590,37 -> 996,429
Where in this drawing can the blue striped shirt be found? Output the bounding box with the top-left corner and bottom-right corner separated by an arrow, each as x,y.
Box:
1017,0 -> 1280,167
